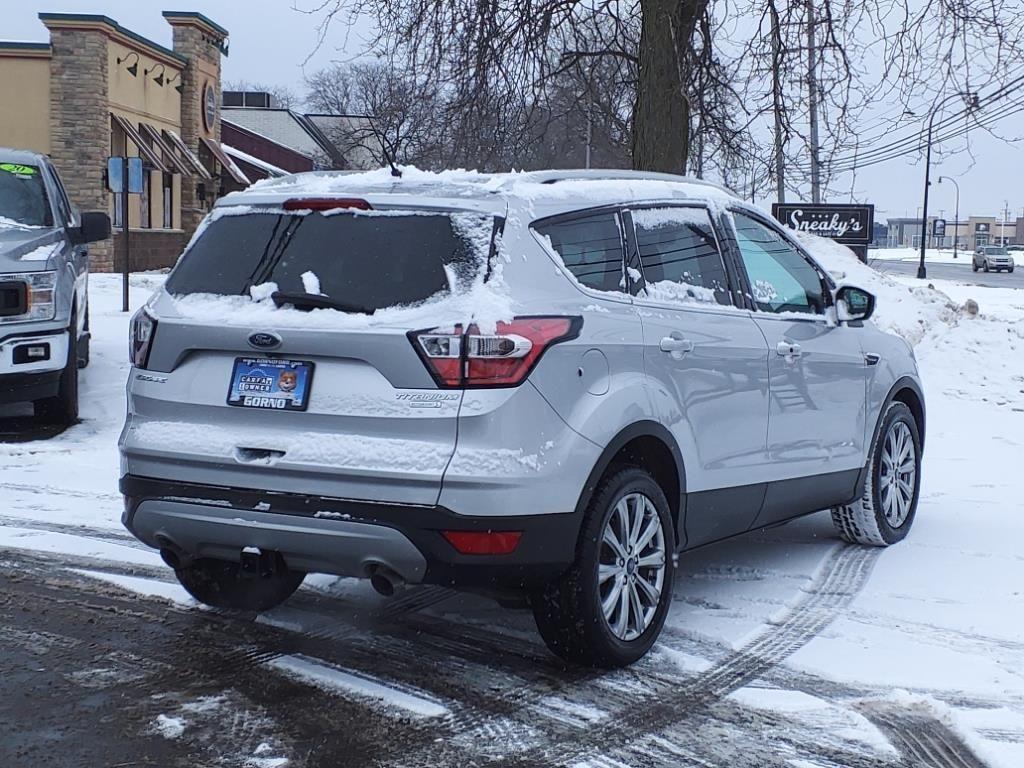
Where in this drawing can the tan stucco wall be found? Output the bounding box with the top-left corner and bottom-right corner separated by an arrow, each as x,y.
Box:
0,56 -> 51,153
107,39 -> 182,132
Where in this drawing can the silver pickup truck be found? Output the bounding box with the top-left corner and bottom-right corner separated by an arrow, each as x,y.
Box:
0,147 -> 110,423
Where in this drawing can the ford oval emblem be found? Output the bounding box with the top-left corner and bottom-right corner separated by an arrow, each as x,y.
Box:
248,332 -> 282,350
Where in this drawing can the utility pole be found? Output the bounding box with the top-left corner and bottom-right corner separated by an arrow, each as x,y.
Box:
770,1 -> 786,203
806,1 -> 822,204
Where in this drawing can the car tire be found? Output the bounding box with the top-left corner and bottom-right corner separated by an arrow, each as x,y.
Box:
532,467 -> 675,668
174,557 -> 305,612
831,401 -> 922,547
33,306 -> 80,425
984,262 -> 990,272
972,263 -> 979,272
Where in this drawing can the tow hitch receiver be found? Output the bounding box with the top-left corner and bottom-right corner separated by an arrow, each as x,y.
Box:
240,546 -> 282,578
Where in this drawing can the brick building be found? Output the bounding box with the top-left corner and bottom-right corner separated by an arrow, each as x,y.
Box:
0,11 -> 245,271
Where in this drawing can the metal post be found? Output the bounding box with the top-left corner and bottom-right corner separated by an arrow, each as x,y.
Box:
918,120 -> 933,279
939,176 -> 960,259
806,2 -> 821,204
121,157 -> 130,312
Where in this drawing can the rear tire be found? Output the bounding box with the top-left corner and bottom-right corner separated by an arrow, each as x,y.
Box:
175,558 -> 305,612
972,262 -> 979,272
532,467 -> 675,668
34,308 -> 79,424
831,402 -> 921,547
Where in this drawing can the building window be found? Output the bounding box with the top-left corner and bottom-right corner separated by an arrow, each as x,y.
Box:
163,174 -> 174,229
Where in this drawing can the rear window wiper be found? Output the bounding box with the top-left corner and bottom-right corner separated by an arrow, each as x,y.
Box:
271,291 -> 376,316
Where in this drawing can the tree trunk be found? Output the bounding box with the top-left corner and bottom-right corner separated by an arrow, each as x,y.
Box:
632,0 -> 706,173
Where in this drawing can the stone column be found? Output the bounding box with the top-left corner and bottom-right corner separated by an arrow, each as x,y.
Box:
47,28 -> 112,271
167,17 -> 225,237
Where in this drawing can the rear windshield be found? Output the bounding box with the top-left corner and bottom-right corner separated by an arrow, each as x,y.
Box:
0,163 -> 52,227
165,209 -> 496,311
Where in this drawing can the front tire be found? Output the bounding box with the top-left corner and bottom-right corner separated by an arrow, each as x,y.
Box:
832,402 -> 922,546
175,558 -> 305,612
532,467 -> 675,667
34,308 -> 80,424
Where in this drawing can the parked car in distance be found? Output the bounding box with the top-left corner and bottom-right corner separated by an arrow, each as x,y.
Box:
119,169 -> 926,667
973,245 -> 1015,273
0,147 -> 110,422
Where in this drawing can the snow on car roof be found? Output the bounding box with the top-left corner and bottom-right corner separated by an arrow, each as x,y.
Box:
216,167 -> 739,212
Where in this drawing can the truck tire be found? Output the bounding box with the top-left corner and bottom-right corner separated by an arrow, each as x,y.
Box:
34,307 -> 79,424
175,558 -> 305,612
532,467 -> 675,667
832,401 -> 921,547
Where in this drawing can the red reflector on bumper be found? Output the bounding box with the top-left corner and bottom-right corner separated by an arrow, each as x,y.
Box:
442,530 -> 523,555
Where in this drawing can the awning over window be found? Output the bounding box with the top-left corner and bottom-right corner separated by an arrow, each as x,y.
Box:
201,136 -> 251,185
139,124 -> 192,177
163,129 -> 213,180
110,113 -> 169,173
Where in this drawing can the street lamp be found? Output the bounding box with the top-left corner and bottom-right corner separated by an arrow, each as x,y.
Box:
917,92 -> 979,279
938,176 -> 961,260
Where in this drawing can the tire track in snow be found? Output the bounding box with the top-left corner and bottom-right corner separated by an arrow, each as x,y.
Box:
858,703 -> 991,768
524,544 -> 885,766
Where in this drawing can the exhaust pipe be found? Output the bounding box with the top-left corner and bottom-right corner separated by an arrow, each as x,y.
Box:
156,535 -> 191,570
368,565 -> 405,597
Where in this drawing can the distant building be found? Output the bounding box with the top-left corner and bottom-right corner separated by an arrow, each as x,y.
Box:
0,11 -> 243,271
221,91 -> 380,173
885,215 -> 1020,251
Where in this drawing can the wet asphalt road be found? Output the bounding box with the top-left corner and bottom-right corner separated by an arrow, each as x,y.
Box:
871,258 -> 1024,288
0,546 -> 995,768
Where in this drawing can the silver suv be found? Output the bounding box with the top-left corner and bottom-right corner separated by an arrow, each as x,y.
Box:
119,170 -> 925,667
973,245 -> 1015,273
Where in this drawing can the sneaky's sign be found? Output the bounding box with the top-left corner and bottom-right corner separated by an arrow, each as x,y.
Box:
771,203 -> 874,245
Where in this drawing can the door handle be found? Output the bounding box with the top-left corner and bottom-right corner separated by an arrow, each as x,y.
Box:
776,341 -> 802,358
660,334 -> 694,356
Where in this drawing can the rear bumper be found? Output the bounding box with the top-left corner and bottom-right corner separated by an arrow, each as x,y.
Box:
120,475 -> 582,591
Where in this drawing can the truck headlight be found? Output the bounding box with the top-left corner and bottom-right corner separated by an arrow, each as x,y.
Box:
0,271 -> 56,323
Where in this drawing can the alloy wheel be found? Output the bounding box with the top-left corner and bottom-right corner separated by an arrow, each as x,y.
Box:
598,493 -> 667,641
879,420 -> 917,528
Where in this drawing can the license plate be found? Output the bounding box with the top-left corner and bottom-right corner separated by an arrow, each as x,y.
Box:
227,358 -> 314,411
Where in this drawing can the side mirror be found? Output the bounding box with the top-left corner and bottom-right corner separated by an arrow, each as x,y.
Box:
74,212 -> 111,244
835,285 -> 876,323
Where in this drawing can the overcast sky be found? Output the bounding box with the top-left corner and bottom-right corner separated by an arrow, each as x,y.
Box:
7,1 -> 1023,223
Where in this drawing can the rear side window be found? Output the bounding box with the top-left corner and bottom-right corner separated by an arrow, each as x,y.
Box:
165,210 -> 494,311
534,212 -> 625,293
630,207 -> 730,306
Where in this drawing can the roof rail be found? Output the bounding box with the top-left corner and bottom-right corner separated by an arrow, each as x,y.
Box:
508,169 -> 735,195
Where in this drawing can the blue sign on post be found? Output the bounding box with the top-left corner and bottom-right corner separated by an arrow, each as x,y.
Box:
107,156 -> 145,194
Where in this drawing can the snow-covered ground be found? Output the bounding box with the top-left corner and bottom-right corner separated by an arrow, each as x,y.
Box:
2,250 -> 1023,766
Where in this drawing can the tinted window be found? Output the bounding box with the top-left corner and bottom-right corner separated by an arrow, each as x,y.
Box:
732,212 -> 826,315
534,212 -> 625,293
0,163 -> 52,227
165,210 -> 493,312
631,207 -> 730,305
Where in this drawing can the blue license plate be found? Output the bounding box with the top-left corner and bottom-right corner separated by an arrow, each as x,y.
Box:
227,358 -> 314,411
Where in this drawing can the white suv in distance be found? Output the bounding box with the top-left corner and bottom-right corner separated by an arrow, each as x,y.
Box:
119,170 -> 925,667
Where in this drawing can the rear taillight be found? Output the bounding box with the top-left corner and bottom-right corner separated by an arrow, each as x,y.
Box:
283,198 -> 372,212
130,308 -> 157,369
410,316 -> 580,388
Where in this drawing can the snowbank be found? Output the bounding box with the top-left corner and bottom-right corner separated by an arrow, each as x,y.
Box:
795,232 -> 962,346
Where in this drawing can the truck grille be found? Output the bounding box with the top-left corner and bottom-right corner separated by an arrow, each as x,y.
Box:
0,281 -> 27,318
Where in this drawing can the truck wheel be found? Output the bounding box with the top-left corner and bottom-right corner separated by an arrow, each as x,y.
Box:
832,402 -> 921,547
175,558 -> 305,612
34,307 -> 79,424
532,467 -> 675,667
